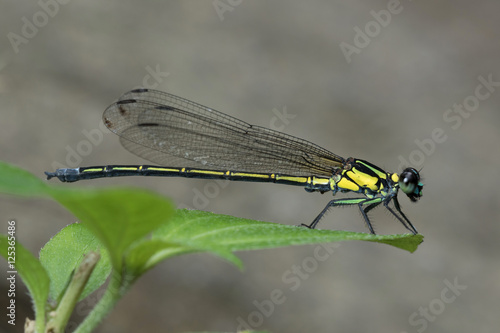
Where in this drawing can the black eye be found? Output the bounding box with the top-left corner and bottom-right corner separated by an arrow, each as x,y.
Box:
399,168 -> 423,201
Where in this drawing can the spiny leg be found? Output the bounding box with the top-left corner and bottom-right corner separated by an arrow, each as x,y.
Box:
363,201 -> 382,215
302,197 -> 376,232
302,199 -> 340,229
358,200 -> 384,235
356,198 -> 384,235
384,196 -> 418,234
303,195 -> 418,235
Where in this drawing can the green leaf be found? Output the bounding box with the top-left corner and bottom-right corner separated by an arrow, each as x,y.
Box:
125,238 -> 241,276
0,234 -> 50,332
125,239 -> 198,276
153,209 -> 423,256
0,161 -> 176,271
48,188 -> 176,271
0,161 -> 49,196
40,223 -> 111,302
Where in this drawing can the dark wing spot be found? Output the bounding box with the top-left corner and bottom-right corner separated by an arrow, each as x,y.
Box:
104,117 -> 113,128
119,105 -> 128,115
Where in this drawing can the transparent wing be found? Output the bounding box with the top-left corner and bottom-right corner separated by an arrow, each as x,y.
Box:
102,89 -> 345,177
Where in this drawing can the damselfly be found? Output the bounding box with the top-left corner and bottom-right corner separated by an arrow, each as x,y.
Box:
46,89 -> 423,234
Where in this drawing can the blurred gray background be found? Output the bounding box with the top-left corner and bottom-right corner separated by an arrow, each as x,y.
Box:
1,1 -> 499,332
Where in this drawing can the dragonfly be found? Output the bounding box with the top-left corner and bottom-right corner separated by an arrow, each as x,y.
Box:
46,88 -> 423,234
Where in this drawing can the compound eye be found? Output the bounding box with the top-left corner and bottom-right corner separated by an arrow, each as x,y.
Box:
399,168 -> 422,201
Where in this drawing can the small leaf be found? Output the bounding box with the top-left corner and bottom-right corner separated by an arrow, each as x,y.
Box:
40,223 -> 111,301
48,187 -> 175,270
0,161 -> 49,196
0,234 -> 50,332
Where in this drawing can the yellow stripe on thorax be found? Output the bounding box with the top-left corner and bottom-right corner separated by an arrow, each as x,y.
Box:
337,174 -> 360,192
345,166 -> 380,191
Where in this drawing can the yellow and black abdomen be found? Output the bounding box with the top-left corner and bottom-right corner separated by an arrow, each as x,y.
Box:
48,164 -> 333,192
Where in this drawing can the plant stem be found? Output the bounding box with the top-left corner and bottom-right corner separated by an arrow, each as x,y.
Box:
45,252 -> 100,333
73,269 -> 132,333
